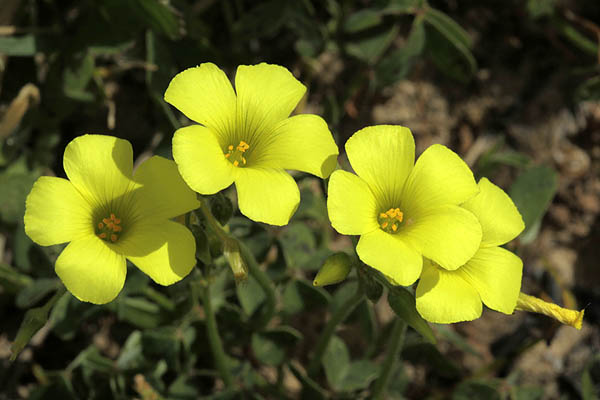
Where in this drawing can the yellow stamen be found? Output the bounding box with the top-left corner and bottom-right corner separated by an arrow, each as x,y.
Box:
377,207 -> 404,234
225,140 -> 251,167
96,213 -> 123,242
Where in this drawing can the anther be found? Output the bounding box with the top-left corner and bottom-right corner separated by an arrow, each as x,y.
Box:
225,140 -> 251,167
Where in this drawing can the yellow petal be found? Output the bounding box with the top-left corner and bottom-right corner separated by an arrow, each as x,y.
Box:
132,156 -> 200,220
55,236 -> 126,304
164,63 -> 236,140
402,144 -> 478,216
122,221 -> 196,285
234,63 -> 306,142
356,229 -> 422,286
63,134 -> 134,209
345,125 -> 414,207
457,247 -> 523,314
259,114 -> 338,178
416,260 -> 482,323
398,205 -> 482,270
234,167 -> 300,226
462,177 -> 525,247
24,177 -> 93,246
172,124 -> 235,194
327,170 -> 379,235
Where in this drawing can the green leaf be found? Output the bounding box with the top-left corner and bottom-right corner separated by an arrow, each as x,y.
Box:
384,0 -> 425,14
282,279 -> 331,315
190,225 -> 212,265
11,288 -> 65,361
424,8 -> 477,82
0,262 -> 33,293
452,379 -> 501,400
116,331 -> 145,370
509,165 -> 558,243
16,278 -> 61,308
322,336 -> 379,392
343,9 -> 382,33
113,296 -> 163,328
402,342 -> 461,379
279,222 -> 316,269
322,335 -> 350,388
236,274 -> 266,316
11,306 -> 50,361
128,0 -> 181,39
424,7 -> 472,49
388,287 -> 436,344
346,24 -> 399,64
0,159 -> 38,223
63,52 -> 96,101
251,333 -> 286,366
575,75 -> 600,102
142,327 -> 180,369
0,35 -> 36,56
375,17 -> 425,87
526,0 -> 557,18
289,362 -> 327,400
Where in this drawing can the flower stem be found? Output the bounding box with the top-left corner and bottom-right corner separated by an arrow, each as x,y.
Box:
371,318 -> 407,400
239,240 -> 276,330
199,281 -> 234,388
307,288 -> 364,377
198,196 -> 277,329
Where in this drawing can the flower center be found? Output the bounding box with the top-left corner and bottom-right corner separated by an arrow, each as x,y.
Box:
96,213 -> 122,242
224,140 -> 250,167
377,207 -> 403,234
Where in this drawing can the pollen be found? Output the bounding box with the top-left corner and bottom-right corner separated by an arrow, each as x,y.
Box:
377,207 -> 404,234
96,213 -> 123,242
225,140 -> 250,167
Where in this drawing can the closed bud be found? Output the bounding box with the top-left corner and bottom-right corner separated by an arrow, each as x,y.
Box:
358,264 -> 383,302
516,292 -> 584,329
313,252 -> 352,287
223,239 -> 248,283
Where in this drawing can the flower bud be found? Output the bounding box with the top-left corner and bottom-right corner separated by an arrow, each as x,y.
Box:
223,239 -> 248,283
516,292 -> 584,329
313,252 -> 352,287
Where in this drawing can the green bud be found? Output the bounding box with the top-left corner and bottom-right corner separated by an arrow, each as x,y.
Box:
357,264 -> 383,302
224,239 -> 248,283
313,252 -> 352,287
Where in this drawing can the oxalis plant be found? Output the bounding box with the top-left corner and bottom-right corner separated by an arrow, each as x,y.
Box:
13,63 -> 584,399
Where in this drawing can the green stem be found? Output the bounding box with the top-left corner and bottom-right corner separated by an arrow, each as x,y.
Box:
143,287 -> 175,312
199,196 -> 277,329
307,289 -> 365,377
240,240 -> 276,330
371,318 -> 407,400
199,282 -> 234,387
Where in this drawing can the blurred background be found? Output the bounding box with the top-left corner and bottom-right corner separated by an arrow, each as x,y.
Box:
0,0 -> 599,399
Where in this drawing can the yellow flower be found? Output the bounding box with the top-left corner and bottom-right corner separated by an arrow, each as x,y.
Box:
24,134 -> 200,304
416,178 -> 525,323
164,62 -> 338,226
327,125 -> 482,286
